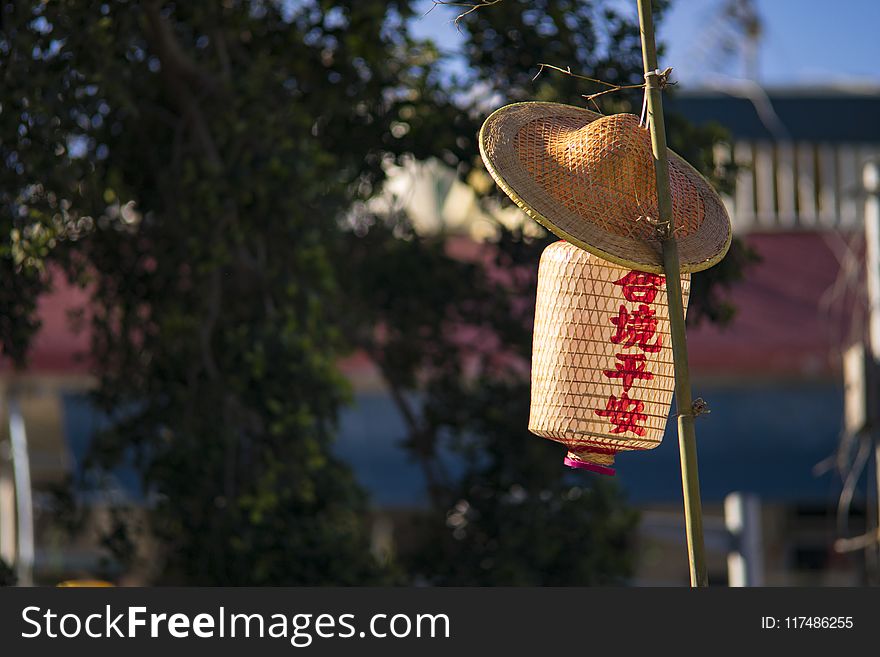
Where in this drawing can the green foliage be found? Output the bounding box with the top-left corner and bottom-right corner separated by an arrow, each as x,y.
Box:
1,0 -> 750,586
1,0 -> 423,584
0,558 -> 15,586
454,0 -> 661,103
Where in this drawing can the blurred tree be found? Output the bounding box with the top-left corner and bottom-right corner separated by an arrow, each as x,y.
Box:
1,0 -> 752,585
0,0 -> 433,584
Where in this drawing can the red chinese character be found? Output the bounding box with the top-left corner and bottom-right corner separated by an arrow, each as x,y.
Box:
595,392 -> 647,436
603,353 -> 654,391
614,271 -> 665,304
610,304 -> 662,353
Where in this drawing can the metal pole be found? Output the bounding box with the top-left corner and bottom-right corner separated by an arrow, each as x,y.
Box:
724,492 -> 764,586
8,396 -> 34,586
636,0 -> 708,587
863,160 -> 880,580
0,392 -> 16,569
837,164 -> 880,573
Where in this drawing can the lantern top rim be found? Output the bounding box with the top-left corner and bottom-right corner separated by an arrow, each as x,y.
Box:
479,101 -> 732,274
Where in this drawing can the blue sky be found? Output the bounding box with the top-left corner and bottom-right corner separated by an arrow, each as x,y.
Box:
663,0 -> 880,86
411,0 -> 880,88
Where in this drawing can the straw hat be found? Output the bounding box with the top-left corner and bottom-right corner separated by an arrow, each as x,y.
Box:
479,102 -> 732,273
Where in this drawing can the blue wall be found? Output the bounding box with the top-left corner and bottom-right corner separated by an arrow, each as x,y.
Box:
335,382 -> 848,506
615,382 -> 845,503
336,393 -> 430,507
59,382 -> 848,508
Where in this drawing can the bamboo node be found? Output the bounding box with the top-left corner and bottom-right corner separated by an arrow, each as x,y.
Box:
644,66 -> 674,89
649,218 -> 672,240
691,397 -> 711,416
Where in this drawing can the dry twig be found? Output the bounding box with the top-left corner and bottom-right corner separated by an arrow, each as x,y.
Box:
428,0 -> 505,29
533,62 -> 675,113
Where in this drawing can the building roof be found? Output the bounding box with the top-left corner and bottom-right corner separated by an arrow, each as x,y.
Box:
10,232 -> 860,383
688,231 -> 861,381
668,86 -> 880,143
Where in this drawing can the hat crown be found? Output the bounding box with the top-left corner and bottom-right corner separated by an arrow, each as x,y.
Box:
514,112 -> 706,241
576,113 -> 654,179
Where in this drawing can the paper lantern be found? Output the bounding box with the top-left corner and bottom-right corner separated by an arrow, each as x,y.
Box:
530,241 -> 690,475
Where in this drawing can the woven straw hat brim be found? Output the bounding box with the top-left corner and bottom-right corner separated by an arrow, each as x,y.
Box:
479,102 -> 732,274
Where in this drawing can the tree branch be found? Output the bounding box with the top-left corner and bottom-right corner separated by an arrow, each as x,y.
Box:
372,354 -> 452,506
143,0 -> 221,94
142,0 -> 223,169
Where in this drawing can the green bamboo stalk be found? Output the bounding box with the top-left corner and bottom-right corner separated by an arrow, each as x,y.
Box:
636,0 -> 708,588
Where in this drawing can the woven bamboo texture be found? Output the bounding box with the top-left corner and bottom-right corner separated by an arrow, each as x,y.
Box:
480,102 -> 731,274
529,241 -> 690,466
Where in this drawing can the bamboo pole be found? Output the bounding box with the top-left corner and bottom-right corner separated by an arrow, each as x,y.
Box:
636,0 -> 708,587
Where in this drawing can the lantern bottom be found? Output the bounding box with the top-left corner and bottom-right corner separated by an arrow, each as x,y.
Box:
563,450 -> 616,476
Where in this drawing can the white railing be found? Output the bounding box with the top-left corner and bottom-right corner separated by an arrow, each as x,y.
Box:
714,141 -> 880,232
